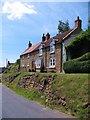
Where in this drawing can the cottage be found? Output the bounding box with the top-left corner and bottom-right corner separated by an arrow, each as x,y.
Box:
20,16 -> 82,73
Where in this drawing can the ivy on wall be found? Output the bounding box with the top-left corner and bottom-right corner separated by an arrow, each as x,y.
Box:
66,30 -> 90,59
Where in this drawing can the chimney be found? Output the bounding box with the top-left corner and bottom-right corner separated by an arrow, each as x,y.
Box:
42,33 -> 46,42
75,16 -> 82,29
46,33 -> 50,40
28,41 -> 32,48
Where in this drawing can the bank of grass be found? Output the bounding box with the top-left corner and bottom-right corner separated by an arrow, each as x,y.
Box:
0,74 -> 2,83
51,73 -> 89,119
2,72 -> 89,119
2,72 -> 46,105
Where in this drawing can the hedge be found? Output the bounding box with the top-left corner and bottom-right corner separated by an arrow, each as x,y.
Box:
63,52 -> 90,73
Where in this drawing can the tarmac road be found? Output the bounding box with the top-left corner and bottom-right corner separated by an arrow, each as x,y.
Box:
2,84 -> 75,118
0,83 -> 2,119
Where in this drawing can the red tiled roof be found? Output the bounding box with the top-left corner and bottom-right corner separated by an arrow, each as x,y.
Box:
42,29 -> 73,47
21,28 -> 78,56
21,42 -> 41,56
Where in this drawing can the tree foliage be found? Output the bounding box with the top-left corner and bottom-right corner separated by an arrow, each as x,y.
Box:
88,20 -> 90,30
57,20 -> 70,33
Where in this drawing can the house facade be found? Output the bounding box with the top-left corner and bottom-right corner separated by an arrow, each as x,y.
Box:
20,16 -> 82,73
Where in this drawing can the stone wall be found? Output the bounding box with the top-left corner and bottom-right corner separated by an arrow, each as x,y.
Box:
18,73 -> 66,106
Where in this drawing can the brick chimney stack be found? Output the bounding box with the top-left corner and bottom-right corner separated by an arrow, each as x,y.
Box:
75,16 -> 82,29
46,33 -> 50,40
28,41 -> 32,48
42,33 -> 46,42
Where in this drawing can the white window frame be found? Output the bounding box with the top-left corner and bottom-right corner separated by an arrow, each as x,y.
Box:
27,54 -> 30,58
50,41 -> 55,53
39,45 -> 43,56
49,58 -> 55,68
35,58 -> 41,68
27,61 -> 30,66
22,62 -> 24,67
22,55 -> 24,59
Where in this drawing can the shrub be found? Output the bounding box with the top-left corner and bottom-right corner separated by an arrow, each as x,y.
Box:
76,52 -> 90,61
63,52 -> 90,73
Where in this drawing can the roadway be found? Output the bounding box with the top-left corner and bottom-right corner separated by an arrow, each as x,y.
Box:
2,84 -> 75,118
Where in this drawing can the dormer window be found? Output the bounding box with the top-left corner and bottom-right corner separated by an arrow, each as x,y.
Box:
50,41 -> 55,53
22,55 -> 24,59
27,54 -> 30,58
39,45 -> 43,55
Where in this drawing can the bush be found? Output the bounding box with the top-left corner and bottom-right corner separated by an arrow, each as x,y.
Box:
63,52 -> 90,73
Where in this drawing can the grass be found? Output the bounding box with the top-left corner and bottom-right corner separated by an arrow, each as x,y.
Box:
51,74 -> 89,119
2,72 -> 46,105
0,74 -> 2,83
2,72 -> 89,119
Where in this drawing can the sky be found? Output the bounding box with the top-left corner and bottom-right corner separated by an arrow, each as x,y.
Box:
0,0 -> 89,67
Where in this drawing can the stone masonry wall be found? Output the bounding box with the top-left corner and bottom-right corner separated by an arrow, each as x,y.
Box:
18,73 -> 66,106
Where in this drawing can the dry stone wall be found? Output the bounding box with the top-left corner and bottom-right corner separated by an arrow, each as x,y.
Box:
18,73 -> 66,107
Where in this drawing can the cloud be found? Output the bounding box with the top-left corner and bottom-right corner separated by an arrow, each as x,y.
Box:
2,2 -> 37,20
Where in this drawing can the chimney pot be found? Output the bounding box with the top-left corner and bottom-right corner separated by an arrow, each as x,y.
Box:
42,33 -> 46,42
28,41 -> 32,48
75,16 -> 82,29
46,33 -> 50,40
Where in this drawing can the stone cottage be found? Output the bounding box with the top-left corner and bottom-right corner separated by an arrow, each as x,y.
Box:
20,16 -> 82,72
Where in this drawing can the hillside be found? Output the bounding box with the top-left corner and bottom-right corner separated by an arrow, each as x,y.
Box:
2,71 -> 89,120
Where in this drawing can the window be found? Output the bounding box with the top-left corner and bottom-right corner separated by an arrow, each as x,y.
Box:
49,58 -> 55,68
27,61 -> 30,66
35,58 -> 41,68
27,54 -> 30,58
39,45 -> 43,55
50,41 -> 55,53
22,55 -> 24,59
22,62 -> 24,67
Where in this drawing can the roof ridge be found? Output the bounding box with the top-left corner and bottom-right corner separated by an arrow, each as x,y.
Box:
21,42 -> 41,55
63,27 -> 77,40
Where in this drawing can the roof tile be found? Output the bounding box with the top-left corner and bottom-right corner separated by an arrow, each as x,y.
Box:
21,42 -> 41,55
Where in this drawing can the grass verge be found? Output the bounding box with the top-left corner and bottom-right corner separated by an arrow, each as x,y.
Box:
2,72 -> 89,120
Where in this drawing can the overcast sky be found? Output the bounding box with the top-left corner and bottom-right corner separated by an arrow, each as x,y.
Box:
0,0 -> 89,67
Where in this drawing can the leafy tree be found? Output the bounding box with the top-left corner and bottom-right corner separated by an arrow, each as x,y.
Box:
16,59 -> 20,65
64,20 -> 70,31
57,20 -> 70,33
88,20 -> 90,30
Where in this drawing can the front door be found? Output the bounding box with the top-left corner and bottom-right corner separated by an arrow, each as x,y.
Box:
32,60 -> 36,71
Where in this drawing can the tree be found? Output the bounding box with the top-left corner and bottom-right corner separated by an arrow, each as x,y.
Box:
88,20 -> 90,30
64,20 -> 70,31
57,20 -> 70,33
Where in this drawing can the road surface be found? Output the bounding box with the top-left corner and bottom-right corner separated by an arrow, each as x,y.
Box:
0,83 -> 2,119
2,84 -> 74,118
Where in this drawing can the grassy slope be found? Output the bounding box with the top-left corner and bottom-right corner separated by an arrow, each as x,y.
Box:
51,73 -> 89,119
2,72 -> 89,119
0,74 -> 2,83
